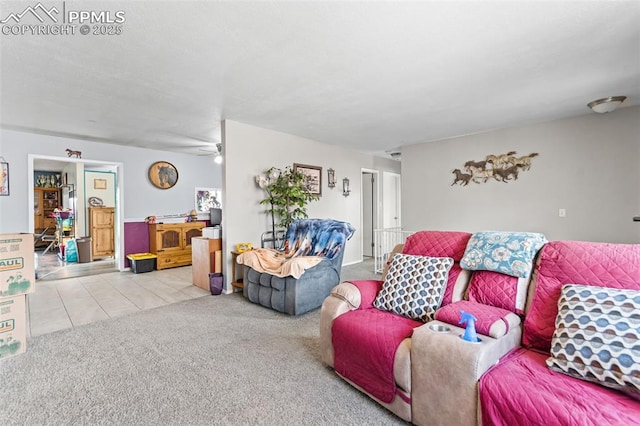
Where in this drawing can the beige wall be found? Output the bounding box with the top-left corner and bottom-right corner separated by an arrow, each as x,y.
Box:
401,106 -> 640,243
222,120 -> 400,290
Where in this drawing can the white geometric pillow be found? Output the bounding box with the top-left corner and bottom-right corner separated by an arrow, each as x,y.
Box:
546,284 -> 640,400
374,253 -> 454,322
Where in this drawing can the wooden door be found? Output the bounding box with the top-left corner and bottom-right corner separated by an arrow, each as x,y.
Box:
89,207 -> 115,259
93,227 -> 115,257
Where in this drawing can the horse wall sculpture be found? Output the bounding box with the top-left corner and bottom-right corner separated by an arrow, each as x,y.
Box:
452,151 -> 538,186
451,168 -> 473,186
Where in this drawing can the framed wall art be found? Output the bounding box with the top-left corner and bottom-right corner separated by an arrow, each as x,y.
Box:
294,163 -> 322,196
148,161 -> 178,189
94,178 -> 107,190
0,161 -> 9,196
195,187 -> 222,213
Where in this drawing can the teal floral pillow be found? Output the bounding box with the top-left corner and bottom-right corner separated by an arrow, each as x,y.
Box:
460,231 -> 547,278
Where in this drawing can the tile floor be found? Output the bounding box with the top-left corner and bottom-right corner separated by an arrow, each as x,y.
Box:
36,252 -> 118,281
28,266 -> 210,337
27,257 -> 379,337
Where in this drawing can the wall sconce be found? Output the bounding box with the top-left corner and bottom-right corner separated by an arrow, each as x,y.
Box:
327,168 -> 336,188
342,178 -> 351,197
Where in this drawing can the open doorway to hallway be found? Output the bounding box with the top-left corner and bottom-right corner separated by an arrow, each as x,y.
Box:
29,155 -> 124,280
361,169 -> 402,266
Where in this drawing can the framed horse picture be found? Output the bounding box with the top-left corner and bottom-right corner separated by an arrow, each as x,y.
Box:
148,161 -> 178,189
195,187 -> 222,213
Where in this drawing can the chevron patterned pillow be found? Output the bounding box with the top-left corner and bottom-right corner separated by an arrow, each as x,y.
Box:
546,284 -> 640,400
374,253 -> 453,322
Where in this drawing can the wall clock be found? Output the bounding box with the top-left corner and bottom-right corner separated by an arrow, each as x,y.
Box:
148,161 -> 179,189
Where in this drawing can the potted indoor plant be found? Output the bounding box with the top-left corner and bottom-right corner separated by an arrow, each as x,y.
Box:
256,166 -> 319,246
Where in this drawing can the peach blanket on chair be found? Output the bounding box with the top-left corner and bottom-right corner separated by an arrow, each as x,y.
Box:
236,249 -> 322,279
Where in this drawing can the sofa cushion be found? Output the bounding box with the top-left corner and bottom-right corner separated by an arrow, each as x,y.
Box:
332,308 -> 421,404
546,284 -> 640,399
402,230 -> 472,261
466,271 -> 529,314
402,231 -> 473,309
480,348 -> 640,426
435,300 -> 521,339
374,254 -> 454,322
523,241 -> 640,352
460,231 -> 547,278
440,265 -> 471,307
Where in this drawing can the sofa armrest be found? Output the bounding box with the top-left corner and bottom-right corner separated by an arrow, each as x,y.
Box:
319,281 -> 370,367
340,279 -> 384,309
411,320 -> 522,426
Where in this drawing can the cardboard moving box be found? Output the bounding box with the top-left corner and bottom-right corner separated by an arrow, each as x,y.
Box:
0,295 -> 27,360
0,234 -> 35,297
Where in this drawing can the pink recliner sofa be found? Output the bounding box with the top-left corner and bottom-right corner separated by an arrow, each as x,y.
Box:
320,231 -> 640,425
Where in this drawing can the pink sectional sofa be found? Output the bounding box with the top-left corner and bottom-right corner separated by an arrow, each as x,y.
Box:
320,231 -> 640,425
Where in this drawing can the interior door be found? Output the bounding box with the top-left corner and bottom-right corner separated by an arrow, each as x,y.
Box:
383,172 -> 401,229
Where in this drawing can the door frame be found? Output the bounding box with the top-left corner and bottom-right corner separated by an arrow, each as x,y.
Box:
360,168 -> 380,262
28,154 -> 126,271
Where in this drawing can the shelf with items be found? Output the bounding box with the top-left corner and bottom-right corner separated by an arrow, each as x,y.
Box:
34,187 -> 61,236
54,215 -> 75,261
34,171 -> 62,188
230,250 -> 245,290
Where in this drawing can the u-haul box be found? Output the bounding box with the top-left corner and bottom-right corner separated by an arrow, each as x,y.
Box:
0,295 -> 27,360
0,234 -> 35,297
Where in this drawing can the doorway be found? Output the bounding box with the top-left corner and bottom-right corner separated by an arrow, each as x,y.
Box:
29,154 -> 124,279
361,169 -> 379,259
382,171 -> 401,229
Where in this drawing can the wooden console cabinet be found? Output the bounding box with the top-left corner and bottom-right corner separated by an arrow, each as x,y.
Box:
89,207 -> 115,259
149,222 -> 205,270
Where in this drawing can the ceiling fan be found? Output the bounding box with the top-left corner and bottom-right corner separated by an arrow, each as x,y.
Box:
195,143 -> 223,163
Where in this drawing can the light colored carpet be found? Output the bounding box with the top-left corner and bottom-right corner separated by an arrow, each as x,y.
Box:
1,292 -> 405,425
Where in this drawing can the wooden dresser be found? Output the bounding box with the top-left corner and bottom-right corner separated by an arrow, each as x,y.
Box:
88,207 -> 115,259
149,222 -> 205,270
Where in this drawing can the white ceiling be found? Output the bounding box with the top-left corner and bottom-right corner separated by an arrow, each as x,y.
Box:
1,1 -> 639,158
